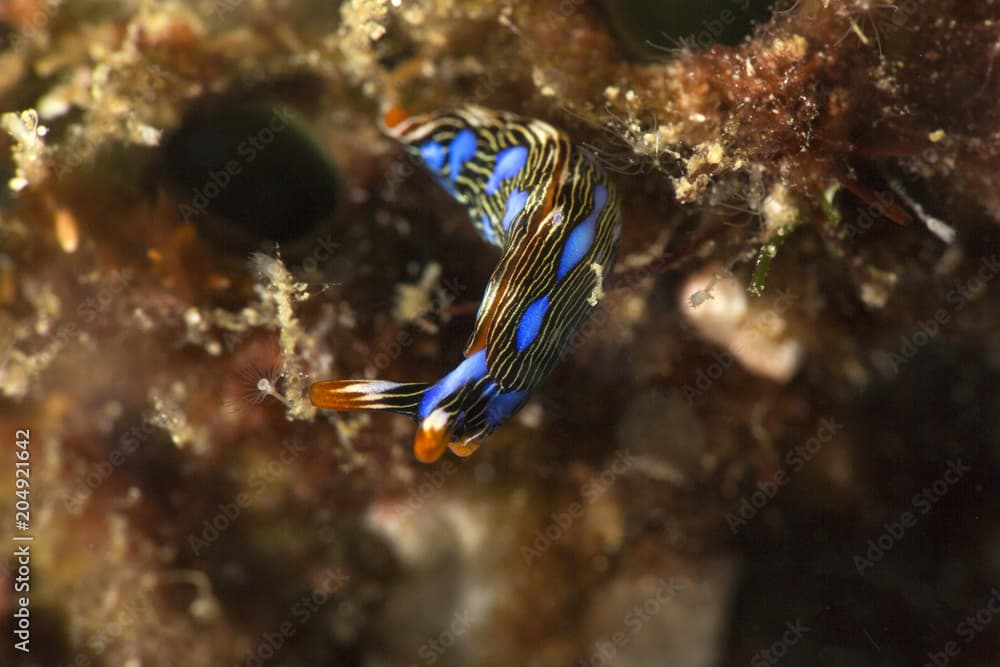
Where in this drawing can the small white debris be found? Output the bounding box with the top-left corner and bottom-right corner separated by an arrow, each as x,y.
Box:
886,177 -> 956,245
183,308 -> 202,328
517,401 -> 544,429
761,183 -> 800,239
679,265 -> 802,382
705,143 -> 724,165
2,109 -> 48,192
588,263 -> 605,307
393,261 -> 442,324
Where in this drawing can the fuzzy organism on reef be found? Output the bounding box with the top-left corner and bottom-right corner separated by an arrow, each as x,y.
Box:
605,0 -> 998,298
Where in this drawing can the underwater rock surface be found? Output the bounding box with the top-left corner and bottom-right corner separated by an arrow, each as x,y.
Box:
0,1 -> 998,666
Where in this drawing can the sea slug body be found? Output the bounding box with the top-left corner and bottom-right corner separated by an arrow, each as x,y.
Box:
311,105 -> 621,462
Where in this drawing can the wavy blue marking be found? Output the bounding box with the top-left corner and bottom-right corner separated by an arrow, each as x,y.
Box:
556,184 -> 607,281
480,212 -> 498,246
485,389 -> 529,428
501,188 -> 530,232
448,129 -> 477,182
419,141 -> 446,171
485,146 -> 528,196
515,295 -> 550,352
418,349 -> 488,419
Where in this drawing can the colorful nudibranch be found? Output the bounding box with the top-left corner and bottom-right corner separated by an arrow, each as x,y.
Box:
310,105 -> 621,462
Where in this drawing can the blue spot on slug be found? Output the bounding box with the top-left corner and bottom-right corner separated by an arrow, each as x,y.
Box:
515,295 -> 550,352
556,184 -> 607,281
419,141 -> 446,171
485,146 -> 528,195
419,349 -> 488,418
502,188 -> 530,231
480,212 -> 497,245
485,389 -> 529,428
448,129 -> 477,182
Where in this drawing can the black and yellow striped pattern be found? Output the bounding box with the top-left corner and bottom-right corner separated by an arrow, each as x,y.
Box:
384,106 -> 565,247
310,105 -> 621,462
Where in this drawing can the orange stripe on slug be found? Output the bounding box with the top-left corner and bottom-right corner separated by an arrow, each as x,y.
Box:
382,105 -> 410,130
310,381 -> 368,410
535,153 -> 565,231
464,266 -> 517,356
448,441 -> 480,458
